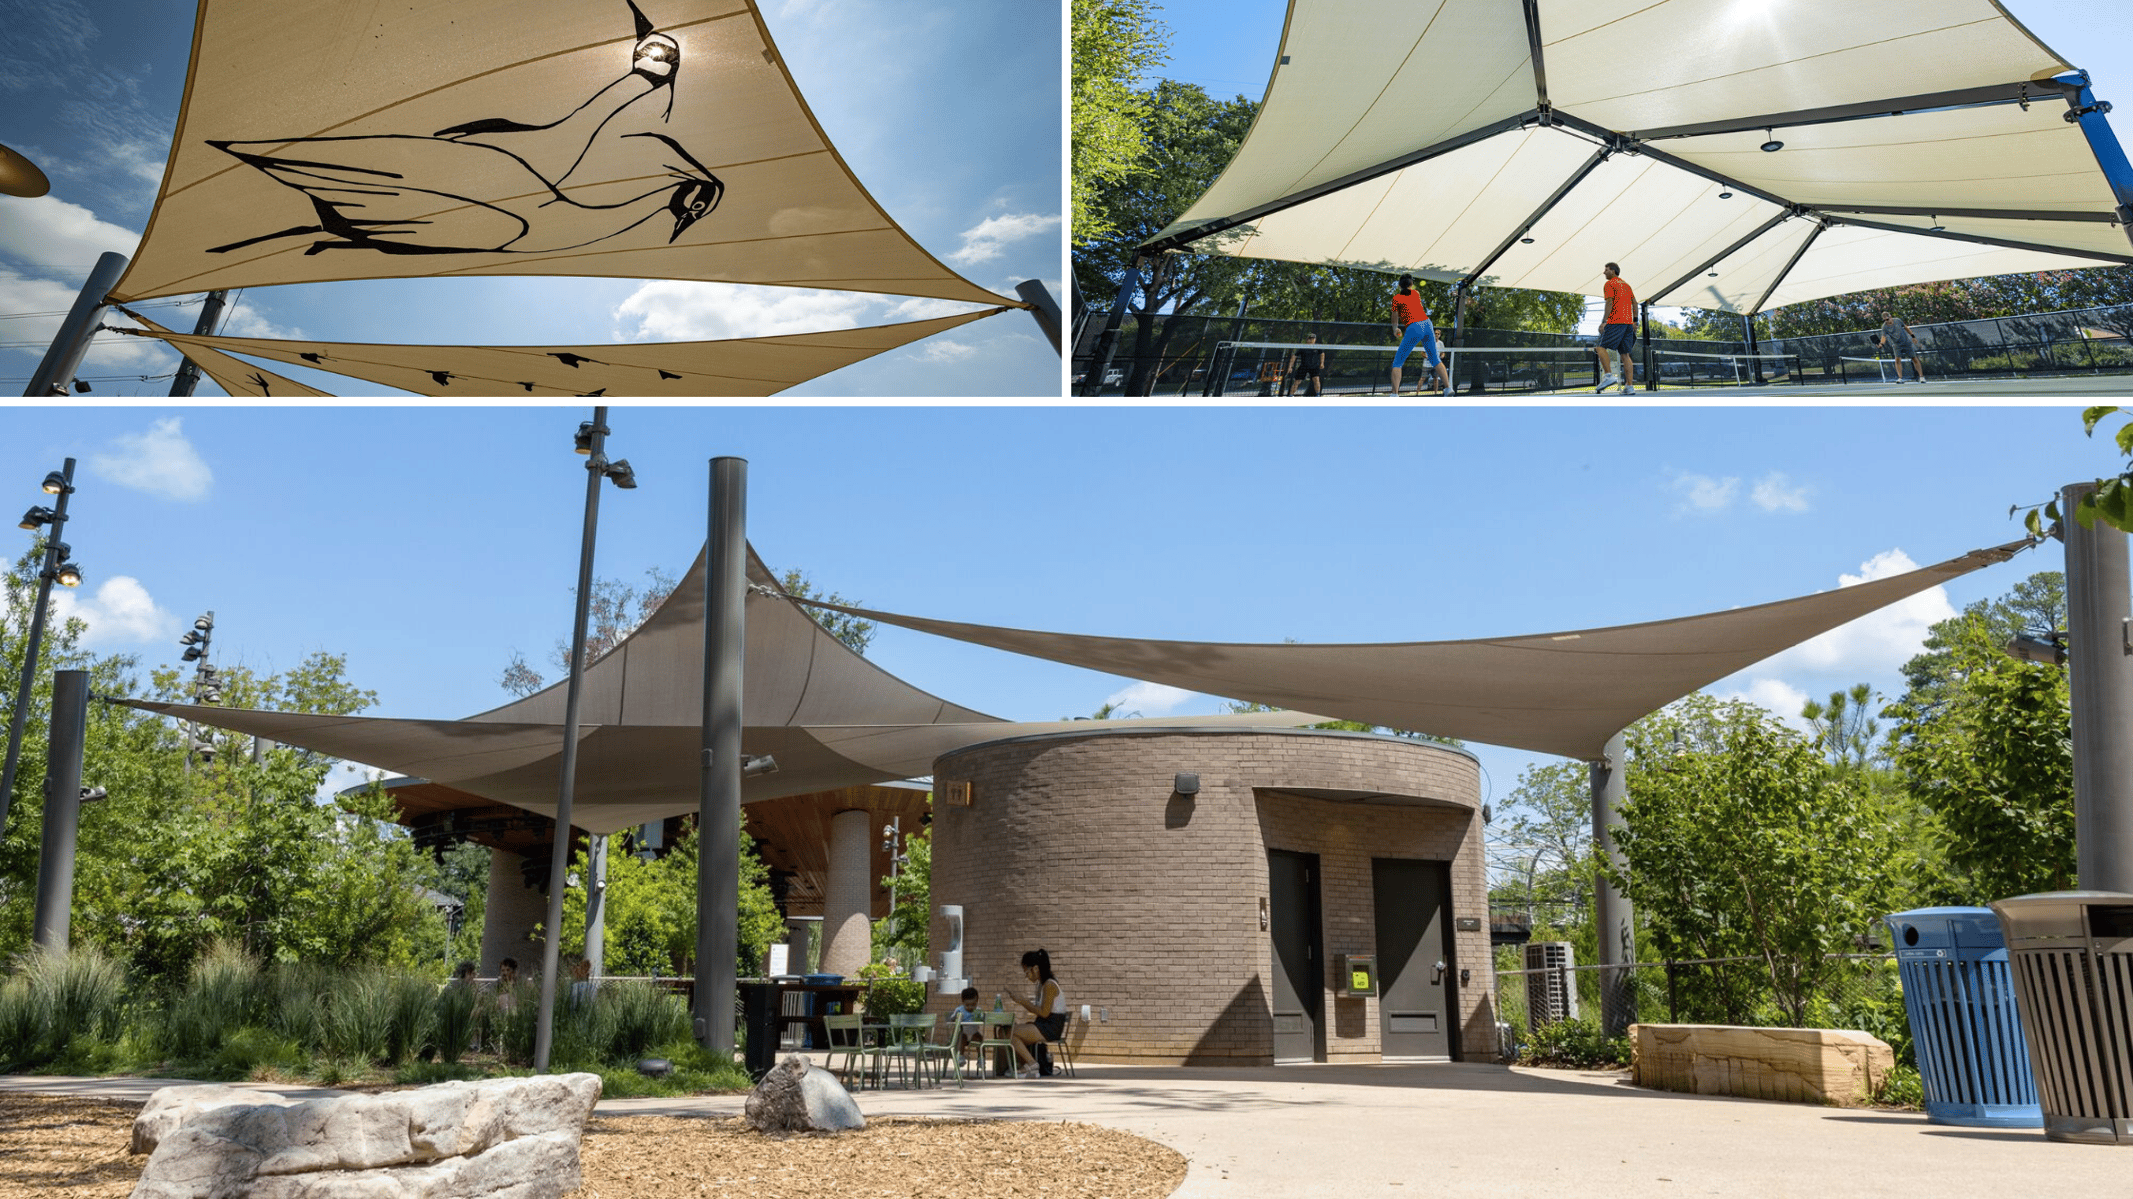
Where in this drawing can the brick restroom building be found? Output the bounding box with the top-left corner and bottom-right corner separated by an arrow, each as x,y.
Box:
927,724 -> 1491,1066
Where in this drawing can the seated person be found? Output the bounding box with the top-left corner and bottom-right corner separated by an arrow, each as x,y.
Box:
998,948 -> 1066,1078
947,986 -> 984,1065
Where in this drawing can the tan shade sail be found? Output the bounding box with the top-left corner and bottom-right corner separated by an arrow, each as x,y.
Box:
133,308 -> 1002,397
111,0 -> 1010,306
112,312 -> 333,398
788,541 -> 2031,762
114,705 -> 1325,833
1150,0 -> 2132,313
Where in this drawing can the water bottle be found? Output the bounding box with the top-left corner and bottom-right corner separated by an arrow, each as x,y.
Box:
994,992 -> 1004,1012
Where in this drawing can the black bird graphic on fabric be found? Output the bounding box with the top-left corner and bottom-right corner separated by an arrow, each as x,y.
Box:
658,370 -> 681,380
429,371 -> 455,387
203,2 -> 723,258
550,353 -> 601,368
299,352 -> 326,364
247,373 -> 272,395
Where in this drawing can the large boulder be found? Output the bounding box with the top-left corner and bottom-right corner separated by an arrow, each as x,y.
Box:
131,1085 -> 335,1156
744,1054 -> 864,1134
129,1073 -> 602,1199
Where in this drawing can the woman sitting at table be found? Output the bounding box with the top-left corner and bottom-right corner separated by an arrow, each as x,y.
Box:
1001,948 -> 1066,1078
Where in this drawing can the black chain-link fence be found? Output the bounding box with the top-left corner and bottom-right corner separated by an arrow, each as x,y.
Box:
1073,304 -> 2133,396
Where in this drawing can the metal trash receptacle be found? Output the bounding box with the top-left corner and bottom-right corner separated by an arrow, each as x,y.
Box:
1884,907 -> 2041,1128
1991,891 -> 2133,1144
740,981 -> 780,1081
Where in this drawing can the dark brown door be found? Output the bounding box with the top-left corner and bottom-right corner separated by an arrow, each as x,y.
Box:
1267,848 -> 1324,1064
1373,857 -> 1454,1061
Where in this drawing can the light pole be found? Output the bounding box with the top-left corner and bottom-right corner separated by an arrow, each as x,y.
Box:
179,612 -> 220,774
882,817 -> 908,947
533,407 -> 636,1074
0,460 -> 84,843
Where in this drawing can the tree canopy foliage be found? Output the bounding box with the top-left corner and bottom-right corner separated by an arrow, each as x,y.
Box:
1682,267 -> 2133,342
1070,0 -> 1169,246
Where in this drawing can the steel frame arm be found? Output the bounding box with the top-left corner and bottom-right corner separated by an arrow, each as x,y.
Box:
1460,146 -> 1611,290
1648,210 -> 1797,306
1628,79 -> 2076,142
1748,220 -> 1826,317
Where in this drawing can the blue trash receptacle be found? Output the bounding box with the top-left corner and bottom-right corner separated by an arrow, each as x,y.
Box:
800,973 -> 844,1048
1885,906 -> 2042,1128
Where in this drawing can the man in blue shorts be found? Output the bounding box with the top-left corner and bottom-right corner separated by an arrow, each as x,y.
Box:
1595,262 -> 1636,394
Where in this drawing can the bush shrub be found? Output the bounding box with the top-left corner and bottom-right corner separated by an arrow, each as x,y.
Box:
434,982 -> 477,1064
167,942 -> 264,1062
1874,1063 -> 1924,1108
1519,1016 -> 1630,1069
862,978 -> 926,1018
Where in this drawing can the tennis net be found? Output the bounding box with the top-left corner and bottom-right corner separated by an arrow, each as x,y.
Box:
1205,340 -> 1614,397
1648,348 -> 1803,387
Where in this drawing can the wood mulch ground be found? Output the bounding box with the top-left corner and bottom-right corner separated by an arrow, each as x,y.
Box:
0,1093 -> 1187,1199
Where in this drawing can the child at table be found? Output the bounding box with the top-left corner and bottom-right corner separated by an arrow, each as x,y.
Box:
948,986 -> 983,1065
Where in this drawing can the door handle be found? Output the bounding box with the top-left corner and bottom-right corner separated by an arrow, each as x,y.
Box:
1432,960 -> 1446,984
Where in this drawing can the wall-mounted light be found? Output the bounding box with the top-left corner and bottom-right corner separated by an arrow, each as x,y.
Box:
1173,772 -> 1200,796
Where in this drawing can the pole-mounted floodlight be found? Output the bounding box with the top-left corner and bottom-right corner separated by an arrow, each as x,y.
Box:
535,406 -> 638,1074
0,458 -> 79,842
78,786 -> 106,804
194,613 -> 213,631
742,753 -> 778,778
2005,631 -> 2069,666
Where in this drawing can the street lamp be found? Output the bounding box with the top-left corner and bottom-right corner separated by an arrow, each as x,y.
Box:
0,459 -> 81,842
535,407 -> 637,1074
180,613 -> 220,770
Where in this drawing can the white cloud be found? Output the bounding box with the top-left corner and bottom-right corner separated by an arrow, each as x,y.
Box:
0,196 -> 140,273
1672,472 -> 1739,513
917,339 -> 977,363
89,417 -> 213,501
1104,681 -> 1196,716
49,576 -> 174,647
1709,677 -> 1814,733
0,273 -> 175,375
1751,472 -> 1811,513
217,298 -> 305,341
945,212 -> 1061,266
612,282 -> 990,341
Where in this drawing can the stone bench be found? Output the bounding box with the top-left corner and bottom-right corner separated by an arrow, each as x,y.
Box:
1629,1023 -> 1893,1107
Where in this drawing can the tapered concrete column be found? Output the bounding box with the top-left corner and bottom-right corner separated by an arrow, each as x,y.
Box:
1590,731 -> 1636,1038
785,916 -> 820,976
818,809 -> 873,977
2064,482 -> 2133,892
480,848 -> 547,973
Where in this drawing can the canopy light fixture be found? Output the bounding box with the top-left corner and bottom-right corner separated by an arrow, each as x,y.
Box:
1928,214 -> 1946,232
71,380 -> 90,394
1718,190 -> 1734,199
1759,130 -> 1783,152
1708,271 -> 1720,277
55,561 -> 82,588
17,506 -> 53,530
39,471 -> 68,495
1519,237 -> 1535,244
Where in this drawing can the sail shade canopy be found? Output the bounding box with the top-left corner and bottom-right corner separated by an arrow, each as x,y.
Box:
115,311 -> 333,398
788,541 -> 2030,761
1149,0 -> 2131,312
111,0 -> 1009,306
130,308 -> 1002,397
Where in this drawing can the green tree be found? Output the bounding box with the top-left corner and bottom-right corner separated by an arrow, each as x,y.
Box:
1070,0 -> 1169,246
1611,695 -> 1901,1027
1800,683 -> 1880,770
1488,761 -> 1592,926
1899,571 -> 2063,707
875,821 -> 931,968
560,816 -> 783,977
1886,609 -> 2074,902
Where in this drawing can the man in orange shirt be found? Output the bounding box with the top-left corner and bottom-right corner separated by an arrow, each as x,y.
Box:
1387,274 -> 1450,397
1595,262 -> 1636,394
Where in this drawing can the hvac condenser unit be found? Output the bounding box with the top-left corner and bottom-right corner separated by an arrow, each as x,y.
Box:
1525,941 -> 1579,1024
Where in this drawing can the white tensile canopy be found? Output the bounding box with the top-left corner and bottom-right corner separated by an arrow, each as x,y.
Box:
118,308 -> 1003,397
1144,1 -> 2133,314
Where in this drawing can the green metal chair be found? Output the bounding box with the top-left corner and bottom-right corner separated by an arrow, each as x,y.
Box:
822,1013 -> 872,1088
975,1011 -> 1019,1079
873,1012 -> 938,1088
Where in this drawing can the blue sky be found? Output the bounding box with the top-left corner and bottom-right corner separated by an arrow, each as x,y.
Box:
1138,0 -> 2133,333
0,0 -> 1063,397
0,403 -> 2122,807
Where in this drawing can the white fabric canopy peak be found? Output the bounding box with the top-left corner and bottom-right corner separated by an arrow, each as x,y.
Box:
1148,1 -> 2133,314
111,0 -> 1011,306
121,308 -> 1003,398
789,540 -> 2032,762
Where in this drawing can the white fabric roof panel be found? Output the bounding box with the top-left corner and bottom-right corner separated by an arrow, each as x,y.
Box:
1539,0 -> 2068,133
1160,1 -> 1534,240
1663,104 -> 2118,215
1152,0 -> 2129,312
1757,223 -> 2109,311
1480,152 -> 1791,297
1648,215 -> 1817,311
1216,129 -> 1593,278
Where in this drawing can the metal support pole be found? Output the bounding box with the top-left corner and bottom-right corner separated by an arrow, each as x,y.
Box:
1082,257 -> 1143,395
1640,303 -> 1656,391
584,833 -> 608,978
24,253 -> 127,398
1450,281 -> 1468,394
0,458 -> 75,842
1589,731 -> 1635,1038
1742,313 -> 1763,384
694,457 -> 746,1056
2060,73 -> 2133,246
1014,280 -> 1063,355
167,289 -> 229,398
31,670 -> 89,953
2063,482 -> 2133,892
533,406 -> 613,1073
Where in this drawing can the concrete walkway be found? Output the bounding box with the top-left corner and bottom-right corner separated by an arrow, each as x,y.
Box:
7,1064 -> 2123,1198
